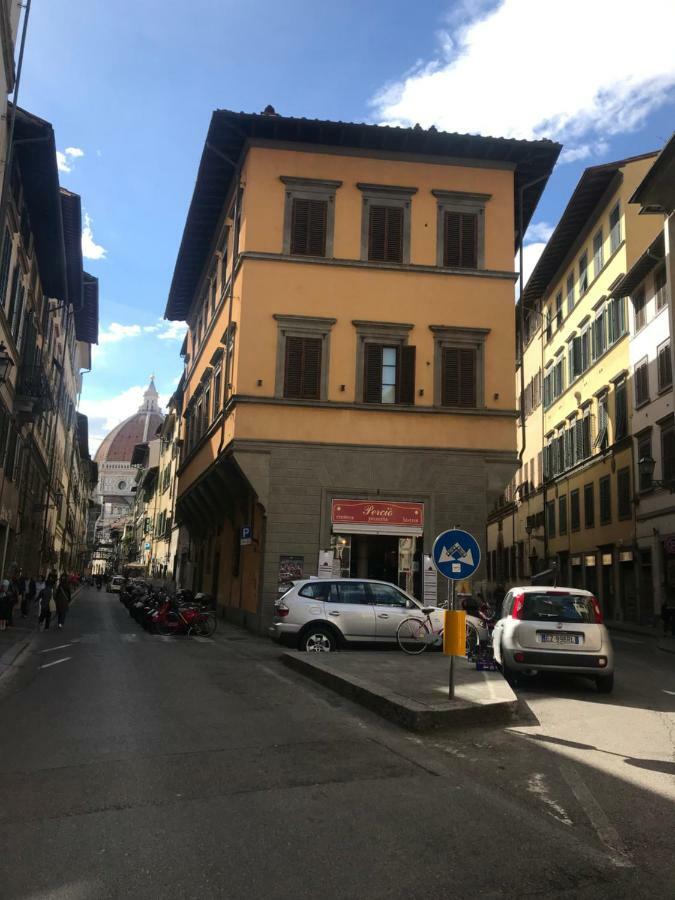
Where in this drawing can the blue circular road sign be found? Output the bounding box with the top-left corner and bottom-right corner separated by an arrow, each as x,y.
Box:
432,529 -> 481,581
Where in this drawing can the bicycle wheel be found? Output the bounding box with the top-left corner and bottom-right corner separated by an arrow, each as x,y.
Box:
465,623 -> 479,660
191,613 -> 216,637
397,617 -> 431,655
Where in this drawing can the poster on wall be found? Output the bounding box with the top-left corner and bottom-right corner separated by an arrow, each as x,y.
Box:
278,555 -> 304,593
318,551 -> 334,579
423,554 -> 437,605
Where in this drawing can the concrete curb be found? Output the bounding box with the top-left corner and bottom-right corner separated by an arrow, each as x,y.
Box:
282,651 -> 522,732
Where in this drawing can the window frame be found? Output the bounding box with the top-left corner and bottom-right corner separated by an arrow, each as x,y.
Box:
431,325 -> 489,409
353,320 -> 414,406
358,183 -> 417,265
661,421 -> 675,485
281,177 -> 342,259
593,228 -> 604,277
432,189 -> 489,270
654,264 -> 668,311
599,475 -> 612,525
617,466 -> 631,521
637,430 -> 653,491
633,287 -> 647,332
584,482 -> 595,528
274,314 -> 336,401
657,339 -> 672,393
634,357 -> 650,407
609,202 -> 621,253
579,251 -> 589,295
570,488 -> 581,532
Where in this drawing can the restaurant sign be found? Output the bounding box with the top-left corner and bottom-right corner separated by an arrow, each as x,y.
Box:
331,499 -> 424,528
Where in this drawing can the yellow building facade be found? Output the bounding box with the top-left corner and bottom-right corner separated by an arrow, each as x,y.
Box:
166,110 -> 559,631
488,152 -> 662,623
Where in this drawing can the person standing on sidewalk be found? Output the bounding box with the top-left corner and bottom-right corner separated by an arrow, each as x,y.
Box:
16,571 -> 26,619
38,578 -> 54,631
54,574 -> 71,630
0,579 -> 11,631
22,576 -> 36,618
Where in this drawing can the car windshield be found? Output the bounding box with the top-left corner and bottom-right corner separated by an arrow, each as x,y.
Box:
522,592 -> 595,623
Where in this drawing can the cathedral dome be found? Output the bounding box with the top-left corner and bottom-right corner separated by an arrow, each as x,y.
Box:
94,378 -> 164,464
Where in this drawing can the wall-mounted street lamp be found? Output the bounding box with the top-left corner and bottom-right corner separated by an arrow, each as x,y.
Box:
0,342 -> 14,383
639,455 -> 673,491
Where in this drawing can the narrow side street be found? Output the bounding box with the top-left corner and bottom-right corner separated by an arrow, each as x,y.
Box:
1,588 -> 675,898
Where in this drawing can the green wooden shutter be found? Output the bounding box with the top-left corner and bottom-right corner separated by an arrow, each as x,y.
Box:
368,205 -> 403,262
397,345 -> 416,405
363,343 -> 383,403
290,198 -> 327,256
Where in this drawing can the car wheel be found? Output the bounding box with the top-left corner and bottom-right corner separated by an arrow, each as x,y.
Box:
300,626 -> 336,653
596,673 -> 614,694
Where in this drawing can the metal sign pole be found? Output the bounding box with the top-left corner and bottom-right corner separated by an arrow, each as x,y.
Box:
449,579 -> 456,698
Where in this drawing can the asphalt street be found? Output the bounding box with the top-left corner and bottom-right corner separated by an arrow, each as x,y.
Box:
1,588 -> 675,898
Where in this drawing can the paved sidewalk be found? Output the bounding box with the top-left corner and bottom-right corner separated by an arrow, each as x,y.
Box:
283,650 -> 523,731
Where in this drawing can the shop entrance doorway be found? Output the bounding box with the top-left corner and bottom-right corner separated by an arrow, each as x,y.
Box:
351,534 -> 398,582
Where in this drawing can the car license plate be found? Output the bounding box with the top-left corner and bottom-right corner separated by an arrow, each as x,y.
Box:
539,632 -> 581,644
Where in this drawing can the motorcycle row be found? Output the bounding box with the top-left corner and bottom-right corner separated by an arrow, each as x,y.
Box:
120,580 -> 217,637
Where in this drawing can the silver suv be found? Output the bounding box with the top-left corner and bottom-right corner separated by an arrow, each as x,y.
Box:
269,578 -> 442,652
492,586 -> 615,692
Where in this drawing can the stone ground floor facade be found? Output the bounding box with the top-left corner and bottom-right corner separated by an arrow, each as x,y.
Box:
177,440 -> 517,633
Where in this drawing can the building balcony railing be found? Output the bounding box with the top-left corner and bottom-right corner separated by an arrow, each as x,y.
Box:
17,365 -> 54,417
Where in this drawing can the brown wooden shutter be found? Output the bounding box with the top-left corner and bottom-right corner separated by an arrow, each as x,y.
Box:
443,211 -> 478,268
290,198 -> 327,256
283,336 -> 304,398
441,347 -> 476,407
397,345 -> 416,405
368,205 -> 403,263
363,343 -> 383,403
301,337 -> 322,399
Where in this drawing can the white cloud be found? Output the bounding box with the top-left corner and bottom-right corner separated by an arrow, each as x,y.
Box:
519,241 -> 547,289
373,0 -> 675,161
525,221 -> 554,244
155,321 -> 188,341
82,213 -> 107,260
56,146 -> 84,173
99,322 -> 142,344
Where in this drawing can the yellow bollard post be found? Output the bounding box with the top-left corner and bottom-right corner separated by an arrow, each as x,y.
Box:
443,610 -> 466,657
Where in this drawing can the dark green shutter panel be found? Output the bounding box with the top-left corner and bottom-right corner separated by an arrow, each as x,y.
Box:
397,345 -> 416,405
301,338 -> 322,399
441,347 -> 476,407
363,343 -> 383,403
664,430 -> 675,483
290,198 -> 327,256
444,211 -> 478,268
368,205 -> 403,263
283,336 -> 304,398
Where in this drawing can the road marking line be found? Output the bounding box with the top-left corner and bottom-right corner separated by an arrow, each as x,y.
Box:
559,763 -> 633,868
40,644 -> 71,653
39,657 -> 71,670
663,689 -> 675,695
527,773 -> 573,826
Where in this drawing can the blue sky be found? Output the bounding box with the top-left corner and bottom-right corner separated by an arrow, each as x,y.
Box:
17,0 -> 675,451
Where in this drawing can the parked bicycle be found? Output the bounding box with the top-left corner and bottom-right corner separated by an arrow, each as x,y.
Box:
396,606 -> 484,656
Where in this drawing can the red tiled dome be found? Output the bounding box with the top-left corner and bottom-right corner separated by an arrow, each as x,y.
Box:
94,379 -> 164,464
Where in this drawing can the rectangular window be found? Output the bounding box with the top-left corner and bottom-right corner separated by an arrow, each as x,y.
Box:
368,205 -> 404,263
599,475 -> 611,524
555,291 -> 563,329
658,341 -> 672,392
592,306 -> 606,360
609,202 -> 621,253
594,393 -> 608,451
566,272 -> 575,315
290,197 -> 328,257
441,347 -> 476,407
635,359 -> 650,406
593,229 -> 604,277
553,357 -> 564,398
637,432 -> 652,491
607,297 -> 626,344
633,288 -> 646,331
283,336 -> 322,400
212,366 -> 222,419
546,500 -> 556,538
0,228 -> 11,308
614,380 -> 627,440
545,308 -> 552,343
579,251 -> 589,295
662,424 -> 675,484
571,489 -> 580,531
363,343 -> 415,405
443,211 -> 478,268
617,467 -> 631,520
654,265 -> 668,311
543,369 -> 552,408
559,495 -> 568,535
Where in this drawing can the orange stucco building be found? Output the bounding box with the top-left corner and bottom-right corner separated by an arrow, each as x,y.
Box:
165,108 -> 559,631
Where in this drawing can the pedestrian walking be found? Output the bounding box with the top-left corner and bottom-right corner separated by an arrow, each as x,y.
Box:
22,576 -> 36,618
6,575 -> 18,626
38,578 -> 55,631
16,571 -> 26,618
0,579 -> 12,631
54,574 -> 71,630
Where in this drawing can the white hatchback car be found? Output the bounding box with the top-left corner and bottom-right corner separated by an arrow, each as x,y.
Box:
492,586 -> 614,692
